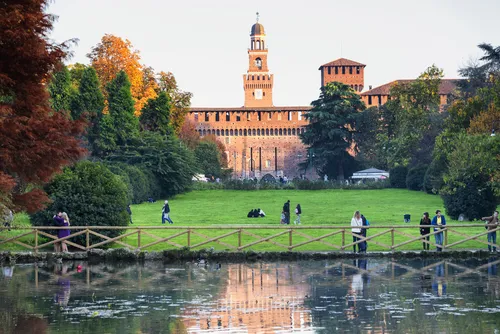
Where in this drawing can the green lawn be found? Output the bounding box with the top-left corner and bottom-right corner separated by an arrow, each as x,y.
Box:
1,189 -> 495,252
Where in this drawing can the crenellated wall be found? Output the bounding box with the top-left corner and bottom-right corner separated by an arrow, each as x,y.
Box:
188,107 -> 312,178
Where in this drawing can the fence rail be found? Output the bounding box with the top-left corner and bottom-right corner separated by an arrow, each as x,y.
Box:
0,225 -> 498,253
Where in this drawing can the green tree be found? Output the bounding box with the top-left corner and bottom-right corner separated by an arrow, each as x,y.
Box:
99,71 -> 139,155
30,161 -> 129,246
48,65 -> 74,114
194,141 -> 223,178
300,82 -> 364,181
139,91 -> 173,135
68,63 -> 87,90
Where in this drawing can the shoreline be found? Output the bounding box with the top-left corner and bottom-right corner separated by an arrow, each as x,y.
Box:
1,248 -> 498,264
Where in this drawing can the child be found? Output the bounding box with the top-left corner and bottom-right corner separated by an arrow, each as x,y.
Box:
280,211 -> 286,225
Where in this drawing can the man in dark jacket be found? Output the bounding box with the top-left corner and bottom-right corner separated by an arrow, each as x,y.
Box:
162,200 -> 173,224
126,205 -> 133,224
482,210 -> 499,252
359,214 -> 369,253
283,200 -> 290,225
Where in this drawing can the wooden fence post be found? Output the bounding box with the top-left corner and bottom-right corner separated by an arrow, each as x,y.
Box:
137,229 -> 141,249
391,229 -> 395,251
341,229 -> 345,251
238,229 -> 242,249
187,229 -> 191,249
34,229 -> 38,254
86,229 -> 90,250
289,229 -> 293,251
444,228 -> 448,250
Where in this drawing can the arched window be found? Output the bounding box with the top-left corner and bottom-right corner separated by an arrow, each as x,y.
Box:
244,129 -> 247,136
216,129 -> 220,136
220,129 -> 224,136
354,84 -> 358,91
296,128 -> 300,135
292,128 -> 296,136
288,128 -> 291,135
279,128 -> 283,136
253,129 -> 256,136
202,129 -> 206,136
301,128 -> 305,134
239,129 -> 242,136
257,129 -> 261,136
262,128 -> 265,136
198,130 -> 202,136
230,129 -> 234,136
225,129 -> 229,136
270,129 -> 274,136
212,129 -> 216,135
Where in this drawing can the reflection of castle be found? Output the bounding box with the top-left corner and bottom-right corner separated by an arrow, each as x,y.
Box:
182,263 -> 312,333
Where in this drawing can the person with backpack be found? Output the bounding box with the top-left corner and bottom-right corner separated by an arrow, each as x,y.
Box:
294,204 -> 302,225
431,210 -> 446,251
162,200 -> 174,224
359,214 -> 370,252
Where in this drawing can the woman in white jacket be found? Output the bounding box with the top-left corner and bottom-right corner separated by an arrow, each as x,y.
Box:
351,211 -> 363,253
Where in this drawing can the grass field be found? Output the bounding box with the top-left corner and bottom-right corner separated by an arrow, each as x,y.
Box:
1,189 -> 496,252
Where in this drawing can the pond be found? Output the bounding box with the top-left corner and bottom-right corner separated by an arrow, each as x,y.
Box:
1,257 -> 499,333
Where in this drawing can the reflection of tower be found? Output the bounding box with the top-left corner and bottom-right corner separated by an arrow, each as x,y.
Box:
243,13 -> 274,107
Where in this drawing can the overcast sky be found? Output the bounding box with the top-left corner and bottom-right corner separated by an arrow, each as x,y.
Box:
48,0 -> 499,107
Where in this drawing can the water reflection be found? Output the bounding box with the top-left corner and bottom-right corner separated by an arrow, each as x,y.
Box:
0,257 -> 499,333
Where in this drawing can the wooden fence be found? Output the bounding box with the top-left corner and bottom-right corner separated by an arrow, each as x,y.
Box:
0,225 -> 498,253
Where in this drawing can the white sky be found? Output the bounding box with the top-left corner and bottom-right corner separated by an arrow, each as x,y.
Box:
48,0 -> 500,107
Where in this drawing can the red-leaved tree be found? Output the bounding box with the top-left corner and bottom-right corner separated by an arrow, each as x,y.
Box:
0,0 -> 86,213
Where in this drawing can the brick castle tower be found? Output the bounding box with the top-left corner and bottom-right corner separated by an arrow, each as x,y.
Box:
243,15 -> 274,107
318,58 -> 366,93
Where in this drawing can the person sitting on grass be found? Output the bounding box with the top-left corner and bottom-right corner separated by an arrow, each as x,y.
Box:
258,208 -> 266,217
247,210 -> 253,218
252,209 -> 260,218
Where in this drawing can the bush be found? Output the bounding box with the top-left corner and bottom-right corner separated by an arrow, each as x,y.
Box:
121,165 -> 150,204
191,182 -> 224,191
389,166 -> 408,188
423,157 -> 446,194
441,177 -> 497,220
294,180 -> 330,190
224,179 -> 258,190
406,164 -> 428,191
30,161 -> 129,247
106,163 -> 134,203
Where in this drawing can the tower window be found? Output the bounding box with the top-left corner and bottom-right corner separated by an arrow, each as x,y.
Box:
356,66 -> 360,74
342,66 -> 345,74
225,129 -> 229,136
266,129 -> 270,136
205,112 -> 209,122
378,95 -> 382,105
253,129 -> 256,136
216,129 -> 220,136
257,129 -> 261,136
263,76 -> 266,81
226,112 -> 230,122
244,129 -> 247,136
368,96 -> 372,105
268,112 -> 272,120
270,128 -> 274,136
328,67 -> 331,75
236,113 -> 241,121
252,75 -> 254,80
239,129 -> 242,136
257,76 -> 260,80
292,128 -> 296,136
230,129 -> 234,136
279,129 -> 283,135
257,112 -> 261,121
247,112 -> 251,121
298,111 -> 302,120
215,112 -> 220,122
349,66 -> 353,74
288,112 -> 292,121
335,67 -> 338,74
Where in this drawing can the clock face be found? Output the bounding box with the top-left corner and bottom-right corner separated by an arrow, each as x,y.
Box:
255,89 -> 263,100
254,58 -> 262,69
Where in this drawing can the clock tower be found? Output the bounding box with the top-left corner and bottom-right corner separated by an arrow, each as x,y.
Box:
243,14 -> 274,107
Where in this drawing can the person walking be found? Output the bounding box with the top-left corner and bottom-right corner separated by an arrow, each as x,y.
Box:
283,200 -> 290,225
431,210 -> 446,252
360,214 -> 370,253
162,200 -> 174,224
294,204 -> 302,225
420,212 -> 431,251
351,211 -> 363,253
126,204 -> 133,224
53,212 -> 64,253
60,212 -> 71,252
482,210 -> 499,252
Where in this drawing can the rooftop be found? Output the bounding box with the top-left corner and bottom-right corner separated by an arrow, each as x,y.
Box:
318,58 -> 366,69
361,79 -> 463,96
189,106 -> 312,112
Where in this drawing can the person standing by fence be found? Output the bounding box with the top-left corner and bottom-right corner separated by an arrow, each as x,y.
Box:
482,210 -> 499,253
360,214 -> 370,253
420,212 -> 431,251
351,211 -> 363,253
294,204 -> 301,225
283,200 -> 290,225
431,210 -> 446,252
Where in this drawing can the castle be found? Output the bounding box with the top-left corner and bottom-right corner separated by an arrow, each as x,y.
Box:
187,17 -> 458,179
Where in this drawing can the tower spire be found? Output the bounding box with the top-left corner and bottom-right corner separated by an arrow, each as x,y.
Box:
256,12 -> 260,22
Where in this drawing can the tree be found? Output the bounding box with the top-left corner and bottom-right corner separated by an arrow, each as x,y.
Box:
48,65 -> 74,114
87,34 -> 145,114
71,67 -> 105,154
201,134 -> 229,168
30,161 -> 129,246
477,43 -> 500,74
157,71 -> 193,134
99,71 -> 139,154
194,141 -> 223,179
0,0 -> 86,213
68,63 -> 87,90
139,92 -> 173,135
300,82 -> 364,181
178,119 -> 201,150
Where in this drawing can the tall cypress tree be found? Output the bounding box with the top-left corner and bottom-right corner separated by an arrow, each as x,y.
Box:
48,65 -> 74,114
139,91 -> 172,135
100,71 -> 138,152
72,67 -> 105,155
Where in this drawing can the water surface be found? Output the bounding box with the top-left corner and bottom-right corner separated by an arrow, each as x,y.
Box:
1,257 -> 499,333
